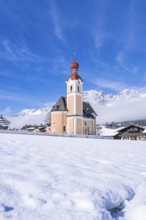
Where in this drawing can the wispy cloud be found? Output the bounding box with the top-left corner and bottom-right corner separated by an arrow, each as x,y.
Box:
49,0 -> 65,44
47,50 -> 69,75
0,92 -> 21,102
116,0 -> 138,64
44,101 -> 55,108
116,52 -> 124,64
0,39 -> 46,65
94,0 -> 107,48
93,78 -> 128,92
113,0 -> 140,71
0,71 -> 11,77
125,0 -> 137,50
0,90 -> 44,107
0,106 -> 12,116
115,53 -> 139,73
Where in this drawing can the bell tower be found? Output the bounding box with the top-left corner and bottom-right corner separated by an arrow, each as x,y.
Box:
66,59 -> 84,134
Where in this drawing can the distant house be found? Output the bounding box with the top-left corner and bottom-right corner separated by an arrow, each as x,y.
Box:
143,129 -> 146,140
114,125 -> 145,140
26,126 -> 46,132
0,115 -> 10,130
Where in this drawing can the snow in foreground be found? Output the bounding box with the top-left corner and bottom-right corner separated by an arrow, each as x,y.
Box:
0,134 -> 146,220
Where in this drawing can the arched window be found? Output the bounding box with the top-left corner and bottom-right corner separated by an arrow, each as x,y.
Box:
78,86 -> 80,92
70,86 -> 72,92
63,125 -> 66,132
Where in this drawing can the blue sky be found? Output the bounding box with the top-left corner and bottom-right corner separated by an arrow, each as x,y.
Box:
0,0 -> 146,115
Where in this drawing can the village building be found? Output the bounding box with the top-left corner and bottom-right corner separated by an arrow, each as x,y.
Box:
114,125 -> 145,140
0,115 -> 10,130
47,59 -> 97,135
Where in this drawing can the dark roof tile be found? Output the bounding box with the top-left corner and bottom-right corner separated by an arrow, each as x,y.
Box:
51,96 -> 68,112
83,102 -> 97,119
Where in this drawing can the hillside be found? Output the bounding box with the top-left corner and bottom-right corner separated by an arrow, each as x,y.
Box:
9,108 -> 51,129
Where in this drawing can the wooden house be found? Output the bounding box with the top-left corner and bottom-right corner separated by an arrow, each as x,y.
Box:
114,125 -> 145,140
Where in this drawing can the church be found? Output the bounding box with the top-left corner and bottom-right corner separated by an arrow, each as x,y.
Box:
47,59 -> 97,135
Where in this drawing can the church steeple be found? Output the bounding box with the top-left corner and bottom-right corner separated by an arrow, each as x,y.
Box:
67,59 -> 83,82
66,59 -> 84,134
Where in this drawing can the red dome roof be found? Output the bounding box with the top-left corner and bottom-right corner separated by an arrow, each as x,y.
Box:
67,59 -> 83,82
70,60 -> 79,70
68,73 -> 83,81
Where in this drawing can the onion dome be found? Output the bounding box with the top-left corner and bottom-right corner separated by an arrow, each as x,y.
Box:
67,60 -> 83,82
70,60 -> 79,70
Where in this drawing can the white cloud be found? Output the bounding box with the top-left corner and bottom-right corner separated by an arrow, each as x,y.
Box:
93,0 -> 108,49
97,96 -> 146,123
116,52 -> 124,64
0,93 -> 21,102
0,90 -> 45,108
85,89 -> 146,124
49,1 -> 65,44
93,78 -> 128,91
0,40 -> 45,64
44,102 -> 55,108
125,0 -> 137,50
0,106 -> 12,116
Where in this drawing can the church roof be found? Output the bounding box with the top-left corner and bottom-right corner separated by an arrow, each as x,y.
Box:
67,60 -> 83,82
51,97 -> 97,119
83,102 -> 97,119
0,115 -> 10,127
67,73 -> 83,81
51,96 -> 68,112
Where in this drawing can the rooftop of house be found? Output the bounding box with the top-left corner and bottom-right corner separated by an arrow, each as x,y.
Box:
117,125 -> 145,133
0,114 -> 10,127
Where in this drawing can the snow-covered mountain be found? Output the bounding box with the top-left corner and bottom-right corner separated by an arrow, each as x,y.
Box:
8,89 -> 146,129
83,89 -> 146,123
16,108 -> 51,117
9,107 -> 51,129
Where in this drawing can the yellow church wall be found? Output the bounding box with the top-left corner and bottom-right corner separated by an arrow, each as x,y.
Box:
76,95 -> 82,115
76,118 -> 83,134
50,112 -> 67,134
83,119 -> 96,135
68,118 -> 74,134
67,96 -> 74,115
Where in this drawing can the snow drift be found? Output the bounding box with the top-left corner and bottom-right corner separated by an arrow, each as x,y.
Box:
0,133 -> 146,220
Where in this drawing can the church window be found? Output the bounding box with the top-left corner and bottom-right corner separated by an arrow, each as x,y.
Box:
56,105 -> 59,111
78,86 -> 80,92
63,125 -> 66,132
70,86 -> 72,92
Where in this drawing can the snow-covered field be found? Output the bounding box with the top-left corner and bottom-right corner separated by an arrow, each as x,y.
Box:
0,133 -> 146,220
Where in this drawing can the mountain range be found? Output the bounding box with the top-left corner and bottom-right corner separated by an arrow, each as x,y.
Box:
8,89 -> 146,129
